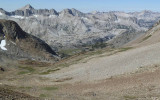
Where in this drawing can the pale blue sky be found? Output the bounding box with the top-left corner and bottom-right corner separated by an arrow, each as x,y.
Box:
0,0 -> 160,12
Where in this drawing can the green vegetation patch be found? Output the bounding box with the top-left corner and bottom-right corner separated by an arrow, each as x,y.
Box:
57,63 -> 70,68
91,42 -> 108,49
17,66 -> 35,75
54,77 -> 73,82
39,94 -> 47,98
43,86 -> 58,91
18,60 -> 51,67
19,86 -> 32,89
124,95 -> 137,100
141,35 -> 152,42
118,47 -> 133,52
40,68 -> 60,75
17,71 -> 30,75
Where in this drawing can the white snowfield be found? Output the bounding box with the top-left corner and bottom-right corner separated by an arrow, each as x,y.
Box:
0,40 -> 7,50
11,15 -> 24,19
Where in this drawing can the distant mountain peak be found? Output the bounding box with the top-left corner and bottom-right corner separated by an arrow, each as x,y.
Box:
18,4 -> 34,10
0,8 -> 4,11
91,11 -> 99,14
60,8 -> 84,17
141,10 -> 153,14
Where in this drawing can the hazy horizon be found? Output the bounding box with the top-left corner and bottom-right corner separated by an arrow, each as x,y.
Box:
0,0 -> 160,13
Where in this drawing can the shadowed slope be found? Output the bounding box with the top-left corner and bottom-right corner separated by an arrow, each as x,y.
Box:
0,19 -> 59,61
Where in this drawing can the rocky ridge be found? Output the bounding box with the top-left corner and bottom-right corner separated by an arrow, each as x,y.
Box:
0,19 -> 59,61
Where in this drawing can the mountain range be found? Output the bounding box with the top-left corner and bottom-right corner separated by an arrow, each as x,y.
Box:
1,4 -> 160,50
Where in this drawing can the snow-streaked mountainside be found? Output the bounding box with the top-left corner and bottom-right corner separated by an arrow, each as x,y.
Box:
0,4 -> 160,49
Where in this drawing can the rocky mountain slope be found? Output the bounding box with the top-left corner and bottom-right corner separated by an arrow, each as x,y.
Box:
125,20 -> 160,47
0,19 -> 59,62
0,86 -> 39,100
44,20 -> 160,82
0,5 -> 160,49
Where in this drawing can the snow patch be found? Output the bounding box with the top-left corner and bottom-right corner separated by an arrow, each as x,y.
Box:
0,12 -> 3,16
81,17 -> 89,20
49,15 -> 57,18
33,15 -> 39,18
0,40 -> 7,50
11,15 -> 24,19
115,19 -> 122,23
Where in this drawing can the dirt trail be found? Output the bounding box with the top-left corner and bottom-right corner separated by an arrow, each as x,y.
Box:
45,42 -> 160,83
